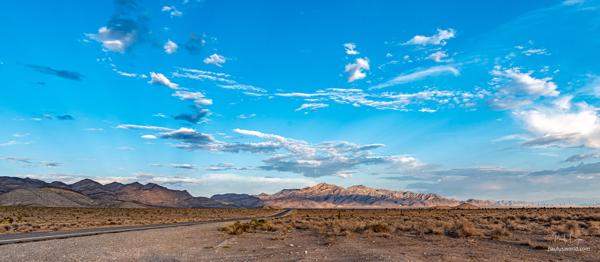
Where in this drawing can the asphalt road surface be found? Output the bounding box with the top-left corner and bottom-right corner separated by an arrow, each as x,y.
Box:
0,209 -> 291,245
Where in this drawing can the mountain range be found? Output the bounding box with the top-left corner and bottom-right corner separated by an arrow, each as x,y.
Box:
0,176 -> 530,208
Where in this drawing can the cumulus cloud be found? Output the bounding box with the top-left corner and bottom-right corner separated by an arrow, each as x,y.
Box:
86,26 -> 136,53
86,0 -> 148,53
370,65 -> 459,90
564,152 -> 600,162
174,108 -> 210,124
427,51 -> 449,62
20,173 -> 316,197
163,39 -> 178,54
131,126 -> 424,177
172,91 -> 213,106
56,115 -> 74,120
515,97 -> 600,148
31,113 -> 75,121
405,28 -> 456,46
343,43 -> 359,55
345,58 -> 370,82
396,165 -> 600,201
149,72 -> 179,89
135,173 -> 316,196
161,6 -> 182,17
183,34 -> 206,54
203,54 -> 226,67
492,68 -> 558,97
295,103 -> 329,112
141,134 -> 157,139
158,127 -> 217,149
27,65 -> 82,81
227,129 -> 424,177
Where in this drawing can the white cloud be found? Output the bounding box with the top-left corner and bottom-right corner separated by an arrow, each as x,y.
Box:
20,173 -> 316,197
113,69 -> 147,78
419,108 -> 437,113
345,58 -> 370,82
172,68 -> 266,96
563,0 -> 584,6
163,39 -> 178,54
162,6 -> 182,17
117,124 -> 173,131
86,27 -> 135,53
370,66 -> 459,90
172,90 -> 213,106
522,48 -> 547,56
227,129 -> 424,177
149,72 -> 179,89
141,135 -> 158,139
152,163 -> 195,169
491,68 -> 558,97
238,113 -> 256,119
427,51 -> 449,62
140,173 -> 316,196
219,84 -> 266,93
516,96 -> 600,148
0,140 -> 18,147
203,54 -> 226,67
117,146 -> 134,151
276,87 -> 485,112
405,28 -> 456,46
343,43 -> 359,55
295,103 -> 329,112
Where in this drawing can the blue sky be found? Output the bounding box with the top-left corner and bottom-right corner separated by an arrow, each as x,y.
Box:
2,0 -> 600,201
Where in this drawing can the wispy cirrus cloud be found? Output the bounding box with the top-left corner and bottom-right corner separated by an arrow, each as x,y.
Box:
369,65 -> 459,90
276,87 -> 485,112
295,103 -> 329,112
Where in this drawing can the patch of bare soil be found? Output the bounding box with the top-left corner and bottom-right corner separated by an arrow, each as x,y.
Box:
0,206 -> 277,234
219,208 -> 600,261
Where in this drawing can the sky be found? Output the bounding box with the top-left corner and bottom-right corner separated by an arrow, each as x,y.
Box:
1,0 -> 600,201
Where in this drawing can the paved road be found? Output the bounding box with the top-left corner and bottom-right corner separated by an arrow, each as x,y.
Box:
0,209 -> 291,245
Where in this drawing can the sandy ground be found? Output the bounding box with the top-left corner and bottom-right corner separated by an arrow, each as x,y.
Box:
0,219 -> 598,262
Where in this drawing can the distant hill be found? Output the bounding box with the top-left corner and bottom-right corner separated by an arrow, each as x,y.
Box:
0,177 -> 534,209
257,183 -> 459,208
211,193 -> 264,208
0,176 -> 241,208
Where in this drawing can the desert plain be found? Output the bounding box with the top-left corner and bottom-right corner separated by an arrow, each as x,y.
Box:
1,206 -> 599,261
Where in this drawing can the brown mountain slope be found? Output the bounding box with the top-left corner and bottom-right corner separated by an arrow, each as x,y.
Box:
0,177 -> 232,208
259,183 -> 461,208
0,177 -> 48,194
0,187 -> 98,207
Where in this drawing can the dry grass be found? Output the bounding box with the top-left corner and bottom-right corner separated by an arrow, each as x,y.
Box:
221,208 -> 600,249
218,218 -> 290,235
0,206 -> 277,234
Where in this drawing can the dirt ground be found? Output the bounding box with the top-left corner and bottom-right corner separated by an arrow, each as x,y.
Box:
0,208 -> 599,261
0,206 -> 277,234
